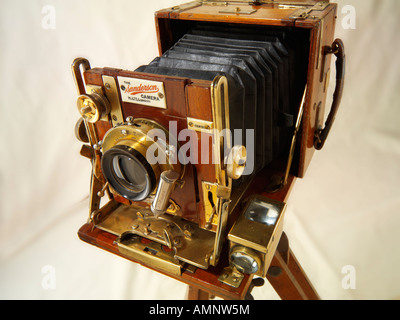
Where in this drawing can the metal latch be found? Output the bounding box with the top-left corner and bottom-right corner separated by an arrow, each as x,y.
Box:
289,1 -> 329,20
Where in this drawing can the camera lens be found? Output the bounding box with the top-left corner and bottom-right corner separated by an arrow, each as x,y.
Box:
102,145 -> 156,201
112,155 -> 147,193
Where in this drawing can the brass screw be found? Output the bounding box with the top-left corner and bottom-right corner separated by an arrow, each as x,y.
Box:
137,211 -> 143,218
80,106 -> 92,115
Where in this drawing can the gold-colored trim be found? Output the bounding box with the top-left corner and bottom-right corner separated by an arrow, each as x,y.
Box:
218,266 -> 245,289
86,85 -> 103,95
202,182 -> 218,227
202,1 -> 324,7
209,76 -> 232,266
117,233 -> 183,276
72,58 -> 104,219
166,199 -> 180,214
187,117 -> 214,134
219,7 -> 257,15
211,75 -> 231,186
102,75 -> 125,126
71,57 -> 90,96
228,234 -> 268,254
95,202 -> 215,270
71,58 -> 99,146
170,1 -> 202,12
289,1 -> 329,19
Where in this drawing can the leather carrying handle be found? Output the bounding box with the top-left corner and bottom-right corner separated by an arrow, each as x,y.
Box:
314,39 -> 345,150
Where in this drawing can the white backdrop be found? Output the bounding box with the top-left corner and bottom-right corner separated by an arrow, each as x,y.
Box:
1,0 -> 399,300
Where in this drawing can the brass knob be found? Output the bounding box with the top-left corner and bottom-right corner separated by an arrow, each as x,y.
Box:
77,93 -> 110,123
226,145 -> 247,180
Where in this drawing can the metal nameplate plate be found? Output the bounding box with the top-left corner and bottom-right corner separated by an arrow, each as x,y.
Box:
187,117 -> 214,134
117,76 -> 167,109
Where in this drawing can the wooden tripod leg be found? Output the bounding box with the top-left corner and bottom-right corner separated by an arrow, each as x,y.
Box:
187,286 -> 211,300
266,233 -> 320,300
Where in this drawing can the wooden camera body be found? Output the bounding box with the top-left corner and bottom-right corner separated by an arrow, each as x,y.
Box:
73,0 -> 344,299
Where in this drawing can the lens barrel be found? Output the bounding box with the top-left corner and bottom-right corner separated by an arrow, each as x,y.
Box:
101,145 -> 156,201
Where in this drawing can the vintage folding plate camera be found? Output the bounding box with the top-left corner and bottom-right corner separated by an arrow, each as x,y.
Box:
73,0 -> 344,299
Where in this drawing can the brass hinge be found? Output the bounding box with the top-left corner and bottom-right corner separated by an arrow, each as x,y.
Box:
170,1 -> 202,12
219,7 -> 257,15
289,1 -> 329,20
